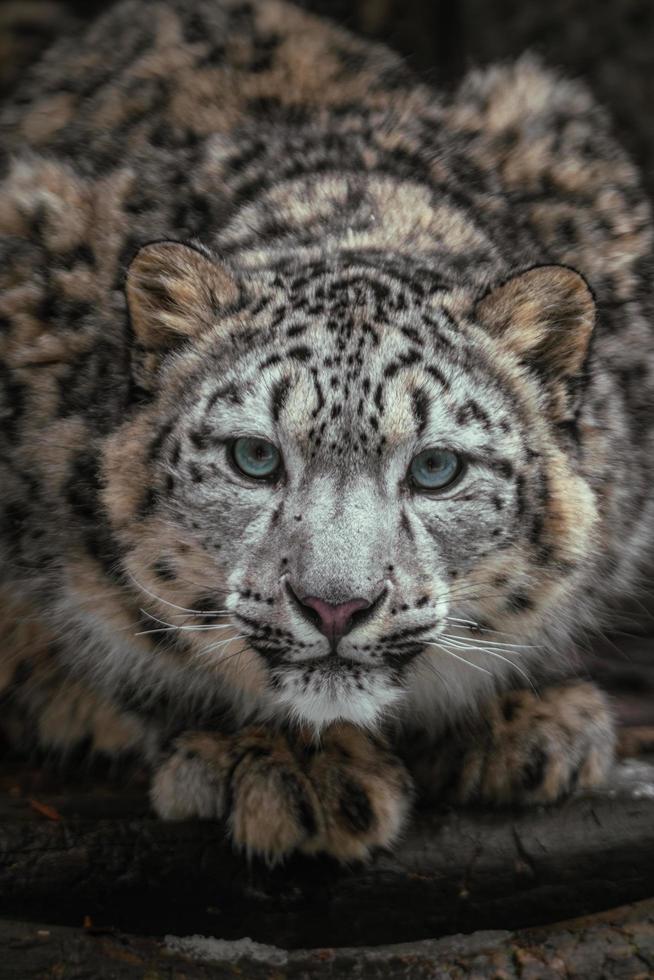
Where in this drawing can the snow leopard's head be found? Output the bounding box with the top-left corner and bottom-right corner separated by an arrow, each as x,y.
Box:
106,241 -> 598,730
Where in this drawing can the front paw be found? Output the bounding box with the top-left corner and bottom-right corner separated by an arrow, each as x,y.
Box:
151,724 -> 412,863
414,682 -> 615,806
299,723 -> 413,862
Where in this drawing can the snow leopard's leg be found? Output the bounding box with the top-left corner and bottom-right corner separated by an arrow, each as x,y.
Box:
152,722 -> 413,863
407,681 -> 615,806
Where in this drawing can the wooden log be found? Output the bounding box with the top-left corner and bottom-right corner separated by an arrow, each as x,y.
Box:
1,758 -> 653,949
2,898 -> 654,979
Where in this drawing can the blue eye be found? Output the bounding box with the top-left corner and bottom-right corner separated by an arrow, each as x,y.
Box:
231,437 -> 282,480
409,448 -> 462,492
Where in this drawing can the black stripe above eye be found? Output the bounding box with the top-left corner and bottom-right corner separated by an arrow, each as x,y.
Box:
270,378 -> 290,422
411,388 -> 429,435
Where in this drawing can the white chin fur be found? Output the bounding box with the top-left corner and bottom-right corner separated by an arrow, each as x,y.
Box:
273,671 -> 404,731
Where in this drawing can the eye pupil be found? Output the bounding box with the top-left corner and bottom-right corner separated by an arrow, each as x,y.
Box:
232,437 -> 281,480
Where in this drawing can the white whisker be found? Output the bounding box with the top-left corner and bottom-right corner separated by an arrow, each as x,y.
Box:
167,611 -> 231,620
445,617 -> 525,639
194,634 -> 248,660
438,636 -> 535,689
128,573 -> 225,615
426,641 -> 492,675
443,632 -> 537,652
135,623 -> 235,638
136,608 -> 235,635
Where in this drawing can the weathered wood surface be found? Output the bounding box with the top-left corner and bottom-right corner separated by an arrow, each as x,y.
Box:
2,899 -> 654,979
1,757 -> 654,949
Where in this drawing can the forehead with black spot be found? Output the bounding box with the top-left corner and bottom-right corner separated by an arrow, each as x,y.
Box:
238,276 -> 452,442
172,260 -> 524,479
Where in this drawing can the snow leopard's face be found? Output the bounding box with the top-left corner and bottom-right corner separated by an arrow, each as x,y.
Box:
107,243 -> 598,730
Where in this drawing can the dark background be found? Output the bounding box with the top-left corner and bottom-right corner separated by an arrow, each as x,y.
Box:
1,0 -> 654,198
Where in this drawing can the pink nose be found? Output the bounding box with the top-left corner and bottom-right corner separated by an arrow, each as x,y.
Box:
300,595 -> 371,644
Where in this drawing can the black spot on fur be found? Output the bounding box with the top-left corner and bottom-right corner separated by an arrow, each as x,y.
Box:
65,451 -> 123,579
189,428 -> 210,451
411,388 -> 429,435
339,777 -> 374,833
399,509 -> 414,542
521,746 -> 548,792
11,658 -> 34,688
509,592 -> 534,612
287,345 -> 311,362
281,771 -> 317,836
153,559 -> 176,582
568,759 -> 582,793
0,501 -> 29,556
515,475 -> 527,517
490,459 -> 514,480
270,378 -> 289,422
502,696 -> 520,722
170,442 -> 181,467
59,243 -> 96,270
140,487 -> 157,516
401,325 -> 422,345
456,400 -> 491,431
425,364 -> 450,390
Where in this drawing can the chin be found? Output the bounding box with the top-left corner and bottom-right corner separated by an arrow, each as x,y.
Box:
271,664 -> 405,732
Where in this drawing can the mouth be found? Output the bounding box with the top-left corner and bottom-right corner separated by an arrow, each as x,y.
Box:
268,655 -> 406,729
272,652 -> 364,674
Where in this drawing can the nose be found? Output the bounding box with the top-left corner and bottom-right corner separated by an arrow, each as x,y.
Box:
302,595 -> 371,644
287,583 -> 384,648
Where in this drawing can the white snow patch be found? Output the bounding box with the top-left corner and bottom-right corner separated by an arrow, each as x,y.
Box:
615,758 -> 654,800
165,934 -> 288,965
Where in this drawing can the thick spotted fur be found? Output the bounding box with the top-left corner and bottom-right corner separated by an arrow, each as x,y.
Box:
152,723 -> 412,863
0,0 -> 651,860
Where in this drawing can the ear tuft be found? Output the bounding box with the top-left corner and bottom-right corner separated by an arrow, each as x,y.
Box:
474,265 -> 595,378
126,241 -> 240,351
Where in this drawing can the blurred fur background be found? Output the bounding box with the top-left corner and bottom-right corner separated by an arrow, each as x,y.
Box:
2,0 -> 653,197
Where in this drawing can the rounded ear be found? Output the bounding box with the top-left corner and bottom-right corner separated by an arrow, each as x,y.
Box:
125,241 -> 241,352
474,265 -> 595,379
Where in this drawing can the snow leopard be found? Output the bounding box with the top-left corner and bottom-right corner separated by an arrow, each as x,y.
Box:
0,0 -> 652,862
